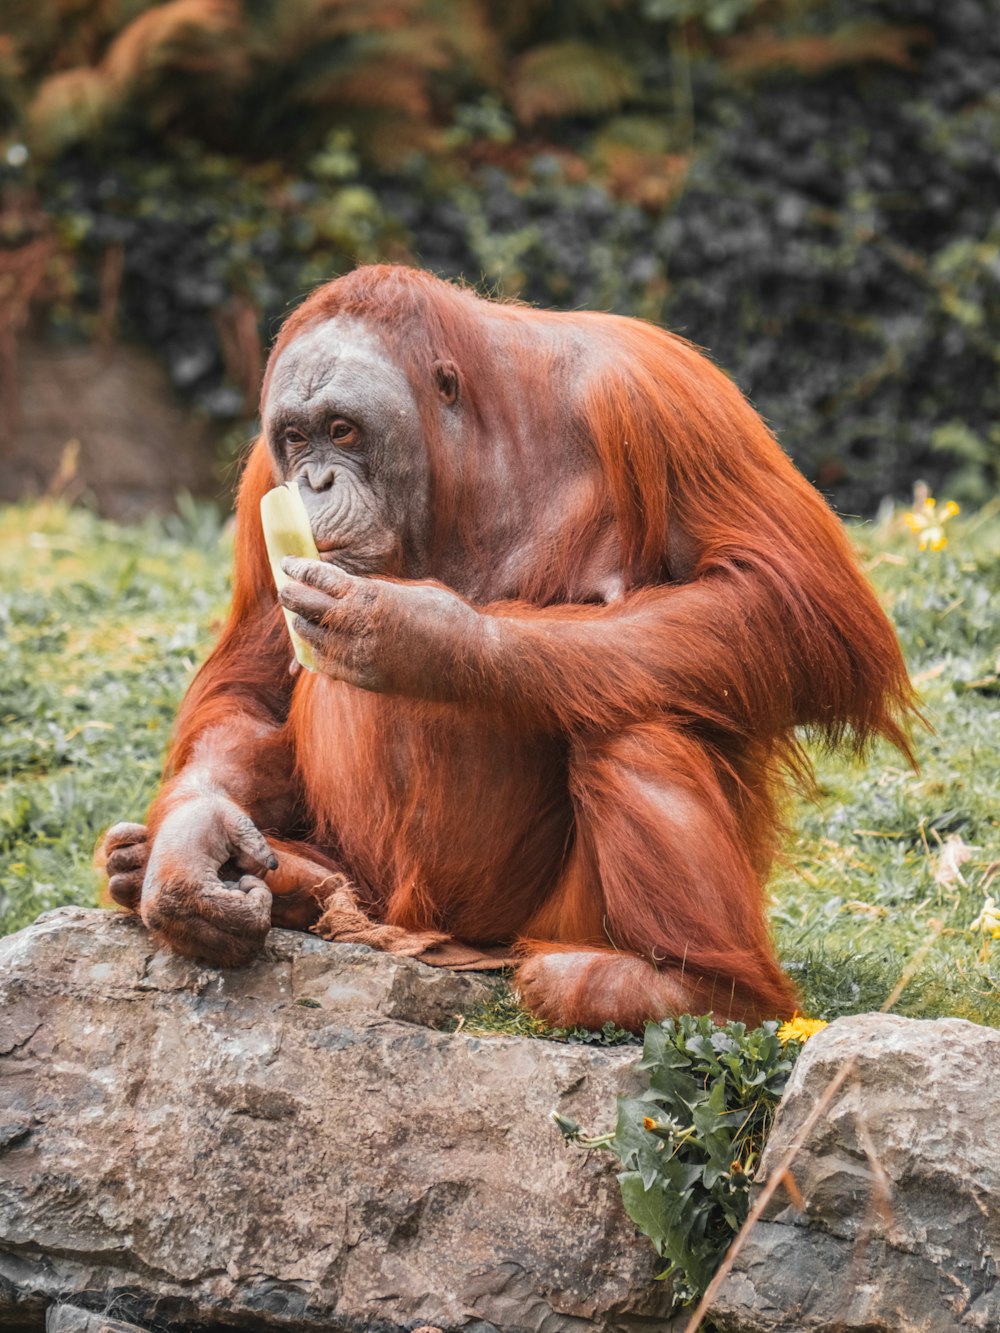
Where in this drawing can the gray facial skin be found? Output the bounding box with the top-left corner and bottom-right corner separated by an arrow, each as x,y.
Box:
264,318 -> 432,577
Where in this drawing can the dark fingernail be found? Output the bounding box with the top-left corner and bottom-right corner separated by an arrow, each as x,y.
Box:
267,853 -> 279,871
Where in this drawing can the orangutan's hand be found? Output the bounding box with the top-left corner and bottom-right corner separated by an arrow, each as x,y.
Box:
278,557 -> 480,699
139,794 -> 278,967
101,822 -> 150,911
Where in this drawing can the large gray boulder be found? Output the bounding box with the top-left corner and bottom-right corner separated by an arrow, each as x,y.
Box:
0,907 -> 675,1333
710,1012 -> 1000,1332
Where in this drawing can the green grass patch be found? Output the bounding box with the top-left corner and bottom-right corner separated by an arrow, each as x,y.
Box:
772,500 -> 1000,1025
1,496 -> 997,1028
0,498 -> 230,934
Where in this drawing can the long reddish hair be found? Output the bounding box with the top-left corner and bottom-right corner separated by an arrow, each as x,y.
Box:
152,267 -> 914,1027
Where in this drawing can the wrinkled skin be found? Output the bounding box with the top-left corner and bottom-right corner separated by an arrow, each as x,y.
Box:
267,320 -> 434,578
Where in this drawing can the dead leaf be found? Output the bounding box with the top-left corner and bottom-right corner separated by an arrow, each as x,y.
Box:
842,900 -> 889,918
780,1169 -> 806,1211
911,662 -> 946,686
933,835 -> 973,890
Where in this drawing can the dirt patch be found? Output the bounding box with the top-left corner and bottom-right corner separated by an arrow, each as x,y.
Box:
1,338 -> 235,520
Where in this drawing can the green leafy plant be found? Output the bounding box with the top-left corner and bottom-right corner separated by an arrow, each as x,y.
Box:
556,1014 -> 798,1305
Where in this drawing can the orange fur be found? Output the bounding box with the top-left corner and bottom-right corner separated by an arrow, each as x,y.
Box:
134,265 -> 916,1029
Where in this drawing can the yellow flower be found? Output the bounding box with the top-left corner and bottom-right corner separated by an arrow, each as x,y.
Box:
777,1013 -> 829,1044
902,494 -> 960,551
643,1116 -> 657,1131
970,895 -> 1000,940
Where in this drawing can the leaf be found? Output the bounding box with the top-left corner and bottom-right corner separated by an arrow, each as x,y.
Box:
28,68 -> 113,157
932,834 -> 974,890
722,22 -> 931,78
683,1033 -> 717,1062
640,1020 -> 688,1070
642,1021 -> 703,1105
955,671 -> 1000,696
102,0 -> 247,91
614,1097 -> 667,1190
647,1060 -> 702,1109
710,1027 -> 744,1055
618,1171 -> 673,1258
509,41 -> 638,126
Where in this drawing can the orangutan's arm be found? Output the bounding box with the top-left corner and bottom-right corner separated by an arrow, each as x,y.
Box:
278,557 -> 788,740
279,530 -> 909,754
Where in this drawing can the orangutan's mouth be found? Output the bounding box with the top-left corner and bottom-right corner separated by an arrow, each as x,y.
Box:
315,534 -> 400,577
316,546 -> 382,577
315,542 -> 358,564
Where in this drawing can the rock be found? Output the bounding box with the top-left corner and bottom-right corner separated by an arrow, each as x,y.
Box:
46,1305 -> 149,1333
709,1013 -> 1000,1332
0,907 -> 674,1332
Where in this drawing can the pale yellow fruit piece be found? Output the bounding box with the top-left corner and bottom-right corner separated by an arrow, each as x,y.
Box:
260,482 -> 321,672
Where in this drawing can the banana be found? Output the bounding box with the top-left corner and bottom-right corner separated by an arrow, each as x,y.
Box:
260,482 -> 320,672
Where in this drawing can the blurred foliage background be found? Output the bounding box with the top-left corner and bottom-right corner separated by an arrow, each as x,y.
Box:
1,0 -> 998,513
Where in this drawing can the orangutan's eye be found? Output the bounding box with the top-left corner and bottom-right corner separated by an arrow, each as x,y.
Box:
330,419 -> 359,447
282,428 -> 308,449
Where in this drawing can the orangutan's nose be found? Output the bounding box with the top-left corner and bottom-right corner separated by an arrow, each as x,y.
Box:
304,462 -> 336,492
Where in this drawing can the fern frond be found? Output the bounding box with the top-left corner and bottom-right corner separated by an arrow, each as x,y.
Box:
510,39 -> 638,125
27,66 -> 113,155
101,0 -> 247,91
723,23 -> 931,77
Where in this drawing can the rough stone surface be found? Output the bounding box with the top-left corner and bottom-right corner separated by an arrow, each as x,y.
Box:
709,1013 -> 1000,1332
46,1305 -> 149,1333
2,340 -> 220,519
0,907 -> 674,1333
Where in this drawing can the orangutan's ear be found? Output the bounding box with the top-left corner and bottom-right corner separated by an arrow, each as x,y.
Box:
434,360 -> 459,406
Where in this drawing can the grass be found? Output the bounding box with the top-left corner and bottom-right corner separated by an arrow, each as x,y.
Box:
0,497 -> 231,933
1,495 -> 998,1030
772,500 -> 1000,1026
